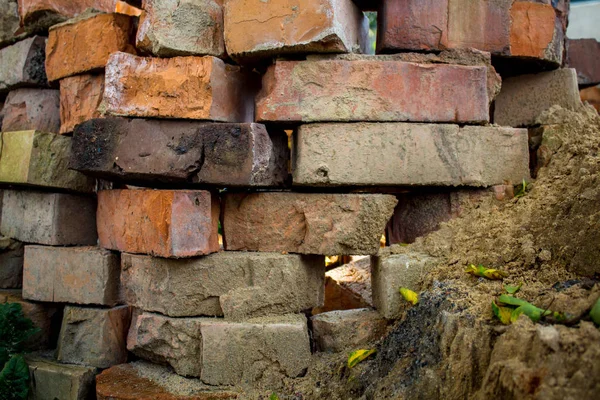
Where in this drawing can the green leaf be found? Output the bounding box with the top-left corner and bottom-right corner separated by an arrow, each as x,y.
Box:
465,264 -> 508,280
492,301 -> 513,325
0,355 -> 30,400
399,288 -> 418,305
269,392 -> 279,400
504,282 -> 523,294
515,179 -> 528,198
497,294 -> 529,308
0,303 -> 40,366
590,297 -> 600,327
347,349 -> 376,368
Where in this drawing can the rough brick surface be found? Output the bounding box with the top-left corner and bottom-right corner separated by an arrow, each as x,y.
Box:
71,118 -> 289,187
224,0 -> 368,61
0,289 -> 59,349
23,246 -> 120,306
494,68 -> 582,127
57,305 -> 132,368
1,89 -> 60,133
311,308 -> 387,352
567,39 -> 600,87
313,257 -> 372,313
137,0 -> 225,57
121,252 -> 324,319
223,193 -> 397,255
127,312 -> 311,384
581,86 -> 600,113
17,0 -> 117,32
0,131 -> 95,192
45,13 -> 136,82
0,190 -> 97,245
0,0 -> 25,48
293,123 -> 529,187
96,361 -> 239,400
97,189 -> 219,258
371,252 -> 438,319
378,0 -> 563,65
59,73 -> 104,134
256,57 -> 491,123
103,52 -> 254,122
0,237 -> 23,289
27,355 -> 98,400
0,36 -> 47,92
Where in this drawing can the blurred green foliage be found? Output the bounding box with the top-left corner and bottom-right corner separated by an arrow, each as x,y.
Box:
366,12 -> 377,54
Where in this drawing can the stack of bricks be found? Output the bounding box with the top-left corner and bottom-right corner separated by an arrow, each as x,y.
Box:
0,0 -> 582,398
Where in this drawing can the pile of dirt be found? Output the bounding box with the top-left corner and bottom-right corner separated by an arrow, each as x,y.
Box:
268,105 -> 600,399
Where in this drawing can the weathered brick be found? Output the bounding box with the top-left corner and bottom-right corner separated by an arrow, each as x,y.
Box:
223,193 -> 397,255
371,251 -> 439,319
581,85 -> 600,113
59,73 -> 104,134
0,289 -> 60,349
0,237 -> 23,289
0,36 -> 47,93
127,312 -> 311,384
224,0 -> 368,61
103,52 -> 254,122
256,57 -> 491,123
567,39 -> 600,87
137,0 -> 225,57
494,68 -> 582,127
121,252 -> 324,319
1,89 -> 59,133
97,189 -> 219,258
0,0 -> 26,48
96,361 -> 239,400
27,355 -> 98,400
45,13 -> 136,82
378,0 -> 563,65
17,0 -> 117,32
23,246 -> 120,306
0,131 -> 95,192
293,123 -> 529,187
71,118 -> 289,187
57,305 -> 132,368
0,189 -> 97,246
311,308 -> 387,352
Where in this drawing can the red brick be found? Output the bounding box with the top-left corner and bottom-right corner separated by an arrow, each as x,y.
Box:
1,88 -> 60,133
567,39 -> 600,87
256,56 -> 491,123
45,13 -> 136,82
97,189 -> 219,258
17,0 -> 117,32
223,193 -> 397,255
59,73 -> 104,134
378,0 -> 563,65
103,52 -> 254,122
224,0 -> 367,61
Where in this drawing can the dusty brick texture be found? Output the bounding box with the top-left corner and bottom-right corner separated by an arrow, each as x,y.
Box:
1,88 -> 59,133
0,36 -> 47,93
70,118 -> 289,187
0,131 -> 95,192
57,305 -> 132,369
293,123 -> 530,187
23,246 -> 120,306
567,39 -> 600,87
97,189 -> 220,258
17,0 -> 117,32
45,12 -> 136,82
0,189 -> 97,246
27,355 -> 98,400
0,0 -> 24,48
121,252 -> 324,319
103,52 -> 255,122
223,192 -> 397,255
59,73 -> 104,134
224,0 -> 368,61
0,237 -> 23,289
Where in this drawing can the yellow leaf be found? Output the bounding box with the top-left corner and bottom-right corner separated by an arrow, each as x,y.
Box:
465,264 -> 508,280
399,288 -> 418,305
491,301 -> 513,325
347,349 -> 376,368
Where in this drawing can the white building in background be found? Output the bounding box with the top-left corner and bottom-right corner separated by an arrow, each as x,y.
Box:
567,0 -> 600,40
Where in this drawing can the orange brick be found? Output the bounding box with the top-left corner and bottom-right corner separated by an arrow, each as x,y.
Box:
97,190 -> 220,258
509,2 -> 560,62
59,73 -> 104,134
45,13 -> 136,82
103,52 -> 254,121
